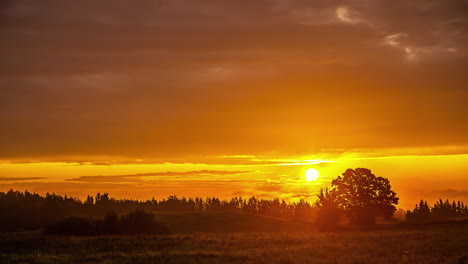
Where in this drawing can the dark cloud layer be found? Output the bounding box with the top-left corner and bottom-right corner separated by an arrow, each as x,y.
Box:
0,0 -> 467,160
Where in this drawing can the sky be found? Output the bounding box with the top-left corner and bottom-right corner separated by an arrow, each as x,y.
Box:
0,0 -> 467,209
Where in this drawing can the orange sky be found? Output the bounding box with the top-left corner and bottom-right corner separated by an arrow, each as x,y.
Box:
0,0 -> 467,209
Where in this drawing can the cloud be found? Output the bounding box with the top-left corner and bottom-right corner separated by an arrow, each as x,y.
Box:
66,170 -> 252,183
335,6 -> 365,24
384,33 -> 408,46
0,0 -> 467,160
0,178 -> 265,201
0,177 -> 46,182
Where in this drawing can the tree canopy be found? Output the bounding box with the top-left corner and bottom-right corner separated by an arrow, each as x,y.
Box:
318,168 -> 399,225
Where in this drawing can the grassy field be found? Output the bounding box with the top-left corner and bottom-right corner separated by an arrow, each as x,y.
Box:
1,215 -> 467,264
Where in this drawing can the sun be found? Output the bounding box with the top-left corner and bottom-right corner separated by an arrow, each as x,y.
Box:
305,168 -> 319,181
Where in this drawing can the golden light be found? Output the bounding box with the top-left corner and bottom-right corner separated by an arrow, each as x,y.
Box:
305,168 -> 319,181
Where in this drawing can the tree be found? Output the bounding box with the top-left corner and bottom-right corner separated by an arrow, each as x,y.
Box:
315,188 -> 342,230
330,168 -> 399,225
406,199 -> 468,221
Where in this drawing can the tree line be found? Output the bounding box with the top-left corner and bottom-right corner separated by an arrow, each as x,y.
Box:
0,168 -> 401,232
0,189 -> 316,232
45,210 -> 169,236
1,168 -> 466,233
406,199 -> 468,221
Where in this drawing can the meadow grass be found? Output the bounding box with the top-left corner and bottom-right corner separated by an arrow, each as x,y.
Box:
1,221 -> 467,264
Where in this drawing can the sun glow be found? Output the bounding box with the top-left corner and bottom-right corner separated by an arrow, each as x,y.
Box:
305,168 -> 319,181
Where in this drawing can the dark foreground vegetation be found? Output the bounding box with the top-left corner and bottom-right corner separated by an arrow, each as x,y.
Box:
45,211 -> 169,236
406,199 -> 468,221
1,168 -> 468,263
1,168 -> 467,234
1,220 -> 467,264
0,189 -> 319,233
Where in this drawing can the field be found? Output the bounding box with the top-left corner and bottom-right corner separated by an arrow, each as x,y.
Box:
1,213 -> 467,264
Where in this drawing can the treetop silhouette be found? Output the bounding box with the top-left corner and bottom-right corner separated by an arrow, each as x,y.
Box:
318,168 -> 399,225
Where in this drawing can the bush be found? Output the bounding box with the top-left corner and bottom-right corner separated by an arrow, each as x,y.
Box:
315,188 -> 342,231
349,208 -> 376,225
45,216 -> 96,236
44,210 -> 168,236
120,210 -> 169,235
315,205 -> 342,231
102,211 -> 120,234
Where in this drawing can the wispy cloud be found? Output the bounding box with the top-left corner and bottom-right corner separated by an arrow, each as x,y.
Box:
0,177 -> 46,182
66,170 -> 252,183
335,6 -> 365,25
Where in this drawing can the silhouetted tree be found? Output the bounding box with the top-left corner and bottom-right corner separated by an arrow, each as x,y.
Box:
315,188 -> 342,230
329,168 -> 399,225
406,199 -> 468,221
293,199 -> 315,220
414,200 -> 431,220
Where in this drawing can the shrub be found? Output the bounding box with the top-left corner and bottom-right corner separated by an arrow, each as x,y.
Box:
45,216 -> 95,236
120,210 -> 169,235
44,210 -> 169,236
315,188 -> 342,231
